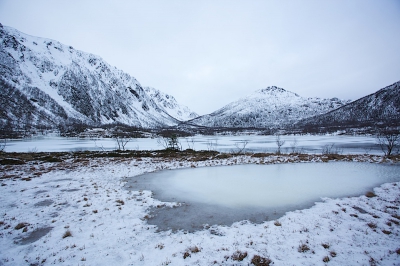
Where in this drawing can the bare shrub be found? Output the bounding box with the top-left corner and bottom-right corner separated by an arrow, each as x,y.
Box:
183,246 -> 201,259
367,223 -> 377,229
185,138 -> 195,150
298,243 -> 310,253
376,128 -> 399,156
322,143 -> 342,155
275,135 -> 285,154
274,221 -> 282,226
114,136 -> 131,151
190,246 -> 201,253
289,138 -> 299,154
206,139 -> 218,151
62,230 -> 72,238
232,141 -> 248,155
231,250 -> 248,261
321,243 -> 330,249
116,199 -> 125,205
323,256 -> 330,262
0,139 -> 6,152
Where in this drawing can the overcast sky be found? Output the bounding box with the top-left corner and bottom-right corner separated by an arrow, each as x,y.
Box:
1,0 -> 399,115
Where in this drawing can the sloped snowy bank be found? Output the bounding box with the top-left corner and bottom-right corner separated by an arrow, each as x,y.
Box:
0,155 -> 399,265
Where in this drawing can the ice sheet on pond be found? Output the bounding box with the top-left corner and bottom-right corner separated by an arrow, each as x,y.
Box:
125,162 -> 400,231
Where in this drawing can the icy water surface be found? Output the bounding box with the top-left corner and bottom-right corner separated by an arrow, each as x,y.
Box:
5,135 -> 381,154
126,162 -> 400,231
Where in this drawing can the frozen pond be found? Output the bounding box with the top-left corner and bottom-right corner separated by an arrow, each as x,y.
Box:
125,162 -> 400,231
4,134 -> 382,154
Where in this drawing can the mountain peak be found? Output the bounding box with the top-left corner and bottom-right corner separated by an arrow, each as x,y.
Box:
255,86 -> 299,97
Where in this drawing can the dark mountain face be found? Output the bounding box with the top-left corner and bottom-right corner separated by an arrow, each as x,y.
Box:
294,81 -> 400,132
0,24 -> 197,135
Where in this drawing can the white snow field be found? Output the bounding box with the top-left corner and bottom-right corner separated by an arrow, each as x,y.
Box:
1,155 -> 399,265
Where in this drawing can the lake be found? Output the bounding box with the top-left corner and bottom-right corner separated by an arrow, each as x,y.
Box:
4,134 -> 382,155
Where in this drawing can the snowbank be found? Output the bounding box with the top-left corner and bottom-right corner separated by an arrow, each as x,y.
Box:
0,155 -> 399,265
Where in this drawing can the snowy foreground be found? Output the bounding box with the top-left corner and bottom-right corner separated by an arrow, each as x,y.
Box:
1,154 -> 399,265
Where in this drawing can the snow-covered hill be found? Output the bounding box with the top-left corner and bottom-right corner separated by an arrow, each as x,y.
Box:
295,81 -> 400,130
144,87 -> 198,121
0,24 -> 197,132
185,86 -> 350,129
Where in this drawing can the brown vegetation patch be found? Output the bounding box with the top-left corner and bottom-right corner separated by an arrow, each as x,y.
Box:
251,255 -> 273,266
298,244 -> 310,253
15,222 -> 29,230
231,250 -> 248,261
365,191 -> 377,198
62,230 -> 72,238
367,223 -> 377,229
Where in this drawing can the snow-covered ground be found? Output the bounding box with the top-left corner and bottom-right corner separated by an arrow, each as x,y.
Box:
1,154 -> 399,265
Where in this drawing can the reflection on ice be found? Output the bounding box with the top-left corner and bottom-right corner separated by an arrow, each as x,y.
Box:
126,162 -> 400,231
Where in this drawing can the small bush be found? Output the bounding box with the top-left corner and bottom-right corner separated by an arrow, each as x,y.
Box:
298,244 -> 310,253
116,199 -> 125,205
382,230 -> 391,235
62,230 -> 72,238
321,243 -> 330,249
274,221 -> 282,226
365,191 -> 376,198
231,250 -> 248,261
251,255 -> 272,266
323,256 -> 330,262
367,222 -> 377,229
330,251 -> 337,257
190,246 -> 201,253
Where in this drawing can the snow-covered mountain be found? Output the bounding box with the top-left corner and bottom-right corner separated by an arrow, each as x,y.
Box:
0,24 -> 197,132
185,86 -> 350,128
144,87 -> 198,121
295,81 -> 400,130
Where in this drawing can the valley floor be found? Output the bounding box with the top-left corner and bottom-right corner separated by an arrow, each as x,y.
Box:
0,153 -> 399,265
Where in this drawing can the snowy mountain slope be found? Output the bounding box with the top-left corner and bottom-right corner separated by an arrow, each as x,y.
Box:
185,86 -> 350,128
144,87 -> 198,121
295,81 -> 400,130
0,24 -> 196,131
